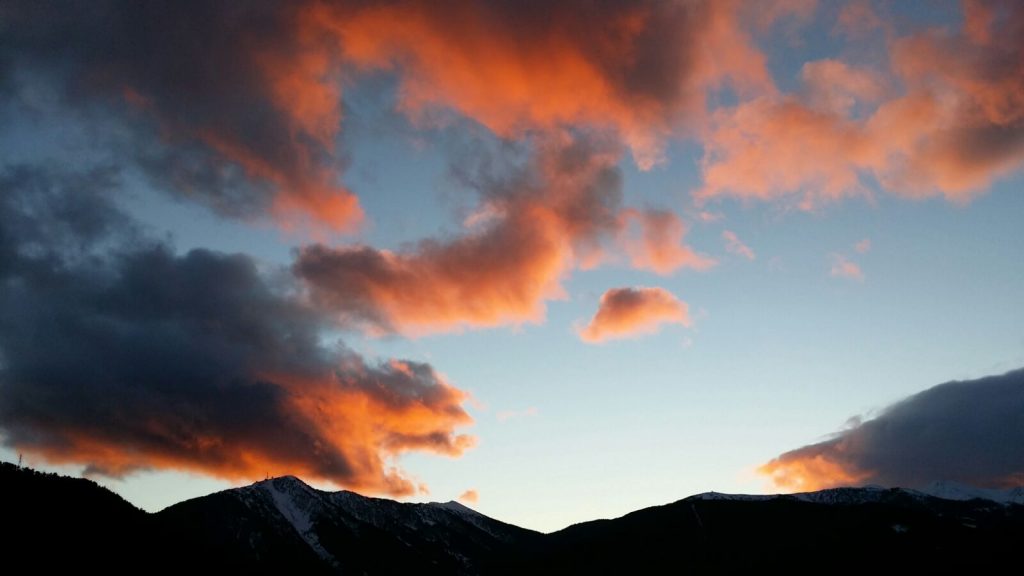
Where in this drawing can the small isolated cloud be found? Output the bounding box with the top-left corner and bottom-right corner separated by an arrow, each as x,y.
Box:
854,238 -> 871,254
496,407 -> 539,422
697,210 -> 724,223
722,230 -> 756,260
579,287 -> 690,344
759,368 -> 1024,492
830,253 -> 864,281
458,489 -> 479,504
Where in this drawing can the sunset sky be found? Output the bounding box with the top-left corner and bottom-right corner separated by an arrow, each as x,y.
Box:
1,0 -> 1022,532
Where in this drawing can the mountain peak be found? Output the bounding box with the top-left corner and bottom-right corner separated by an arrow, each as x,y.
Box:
438,499 -> 481,515
255,474 -> 308,486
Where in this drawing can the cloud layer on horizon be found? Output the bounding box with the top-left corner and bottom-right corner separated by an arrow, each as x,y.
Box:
760,368 -> 1024,491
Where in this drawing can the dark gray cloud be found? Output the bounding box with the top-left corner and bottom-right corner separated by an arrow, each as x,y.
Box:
0,1 -> 358,228
0,165 -> 471,494
761,368 -> 1024,490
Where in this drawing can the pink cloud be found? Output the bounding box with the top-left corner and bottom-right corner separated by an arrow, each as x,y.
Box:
830,253 -> 864,282
579,287 -> 691,343
722,230 -> 756,260
834,0 -> 883,38
697,1 -> 1024,208
697,210 -> 724,223
295,135 -> 622,336
622,209 -> 717,275
318,0 -> 786,170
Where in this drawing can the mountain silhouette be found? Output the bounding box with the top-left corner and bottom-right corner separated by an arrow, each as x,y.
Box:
5,462 -> 1022,574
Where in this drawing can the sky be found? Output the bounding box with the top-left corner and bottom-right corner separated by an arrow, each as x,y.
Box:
0,0 -> 1022,532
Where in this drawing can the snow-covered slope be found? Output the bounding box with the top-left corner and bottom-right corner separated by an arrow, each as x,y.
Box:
164,475 -> 540,574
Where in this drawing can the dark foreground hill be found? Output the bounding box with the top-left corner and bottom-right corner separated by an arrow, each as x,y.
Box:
4,462 -> 1023,574
508,487 -> 1024,574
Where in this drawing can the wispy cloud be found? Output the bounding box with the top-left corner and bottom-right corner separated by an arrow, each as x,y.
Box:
697,210 -> 724,223
830,253 -> 864,281
496,407 -> 539,423
722,230 -> 756,260
623,209 -> 716,275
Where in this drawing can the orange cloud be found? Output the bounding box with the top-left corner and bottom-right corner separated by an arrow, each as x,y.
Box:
80,4 -> 364,231
698,95 -> 874,208
5,1 -> 802,229
295,135 -> 625,335
758,444 -> 873,492
276,359 -> 475,495
854,238 -> 871,254
19,356 -> 474,498
217,20 -> 361,231
622,209 -> 716,274
830,253 -> 864,281
722,230 -> 756,260
458,489 -> 479,504
311,0 -> 781,169
698,1 -> 1024,207
579,287 -> 691,343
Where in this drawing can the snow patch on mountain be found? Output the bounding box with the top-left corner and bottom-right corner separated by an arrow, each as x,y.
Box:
260,477 -> 337,566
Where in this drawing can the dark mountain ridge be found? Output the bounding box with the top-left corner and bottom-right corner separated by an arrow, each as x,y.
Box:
4,462 -> 1022,574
